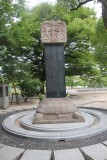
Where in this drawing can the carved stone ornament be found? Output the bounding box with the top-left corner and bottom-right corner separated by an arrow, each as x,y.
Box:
41,21 -> 67,44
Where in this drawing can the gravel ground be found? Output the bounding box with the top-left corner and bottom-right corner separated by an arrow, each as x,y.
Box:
1,109 -> 107,150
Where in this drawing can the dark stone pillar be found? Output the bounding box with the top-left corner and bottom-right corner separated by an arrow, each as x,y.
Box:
44,44 -> 66,98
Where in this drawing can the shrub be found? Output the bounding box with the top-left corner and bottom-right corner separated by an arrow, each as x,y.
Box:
19,79 -> 42,101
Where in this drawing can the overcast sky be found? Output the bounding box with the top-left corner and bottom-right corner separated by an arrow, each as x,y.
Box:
26,0 -> 56,6
25,0 -> 102,18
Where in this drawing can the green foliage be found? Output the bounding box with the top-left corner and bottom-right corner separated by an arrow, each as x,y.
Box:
19,79 -> 42,98
57,0 -> 80,10
10,87 -> 21,95
87,76 -> 107,88
66,74 -> 107,89
0,0 -> 14,46
32,3 -> 53,22
0,0 -> 35,86
65,8 -> 97,76
91,18 -> 107,75
66,76 -> 85,87
38,93 -> 45,101
0,0 -> 27,47
0,47 -> 33,84
0,1 -> 105,95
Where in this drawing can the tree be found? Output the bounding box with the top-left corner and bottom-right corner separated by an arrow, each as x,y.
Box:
66,76 -> 85,87
26,4 -> 98,83
17,4 -> 98,86
63,7 -> 98,76
91,18 -> 107,76
57,0 -> 107,28
0,47 -> 34,103
16,3 -> 54,93
0,0 -> 36,103
57,0 -> 107,10
0,0 -> 28,48
0,0 -> 15,47
102,4 -> 107,28
0,2 -> 99,95
80,67 -> 101,88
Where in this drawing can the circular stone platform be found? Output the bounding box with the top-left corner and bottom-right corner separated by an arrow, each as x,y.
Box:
20,111 -> 94,132
2,108 -> 107,141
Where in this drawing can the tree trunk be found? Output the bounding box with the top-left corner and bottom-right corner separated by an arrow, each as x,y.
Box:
99,0 -> 107,8
40,84 -> 45,94
12,82 -> 19,104
24,96 -> 28,103
102,5 -> 107,29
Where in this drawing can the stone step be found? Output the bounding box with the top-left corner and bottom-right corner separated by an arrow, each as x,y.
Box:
54,148 -> 85,160
20,150 -> 51,160
0,143 -> 4,148
0,145 -> 25,160
81,143 -> 107,160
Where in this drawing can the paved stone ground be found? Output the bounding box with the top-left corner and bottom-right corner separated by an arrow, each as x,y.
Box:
0,90 -> 107,150
1,110 -> 107,150
71,90 -> 107,109
0,90 -> 107,159
0,143 -> 107,159
0,98 -> 40,114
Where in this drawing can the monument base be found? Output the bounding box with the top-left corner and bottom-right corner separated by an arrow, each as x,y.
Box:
33,98 -> 85,124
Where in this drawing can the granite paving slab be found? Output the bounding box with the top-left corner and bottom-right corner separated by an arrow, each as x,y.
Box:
0,145 -> 25,160
54,148 -> 85,160
20,150 -> 51,160
0,143 -> 4,148
81,143 -> 107,160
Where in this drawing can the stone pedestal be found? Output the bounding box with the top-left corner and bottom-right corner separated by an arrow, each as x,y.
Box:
0,84 -> 9,109
33,98 -> 84,124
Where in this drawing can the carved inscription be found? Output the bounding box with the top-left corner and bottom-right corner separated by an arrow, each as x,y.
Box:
41,21 -> 67,44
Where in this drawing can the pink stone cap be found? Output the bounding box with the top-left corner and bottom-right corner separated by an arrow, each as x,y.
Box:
41,21 -> 67,44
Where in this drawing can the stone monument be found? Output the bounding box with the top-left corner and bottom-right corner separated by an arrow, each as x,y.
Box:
0,84 -> 9,109
41,21 -> 67,98
33,21 -> 84,124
